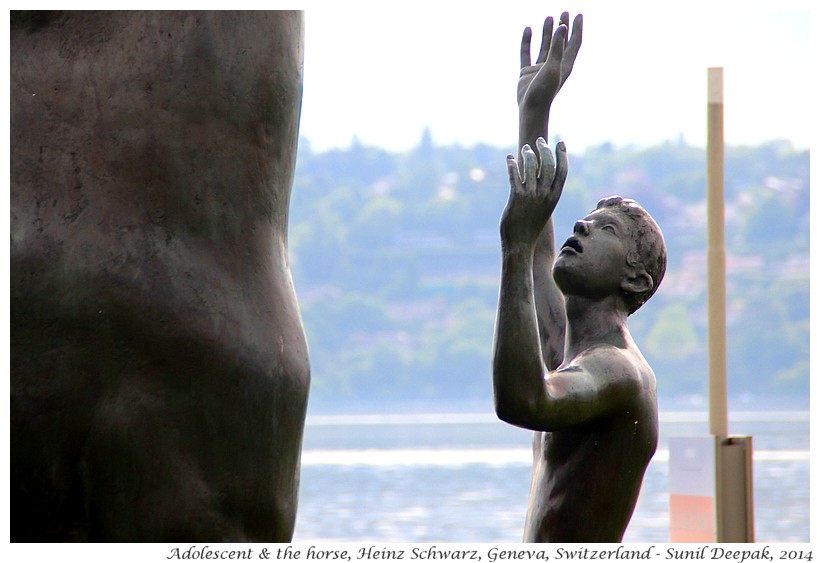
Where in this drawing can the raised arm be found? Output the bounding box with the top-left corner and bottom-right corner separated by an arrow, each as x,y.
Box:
517,12 -> 582,155
516,12 -> 582,370
494,139 -> 568,425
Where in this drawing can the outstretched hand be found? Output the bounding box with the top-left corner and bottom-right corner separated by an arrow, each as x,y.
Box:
500,138 -> 568,247
517,12 -> 583,115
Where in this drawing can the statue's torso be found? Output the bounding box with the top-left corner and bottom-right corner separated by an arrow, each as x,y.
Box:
523,390 -> 658,542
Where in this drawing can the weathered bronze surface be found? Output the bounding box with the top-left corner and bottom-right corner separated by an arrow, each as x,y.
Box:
11,11 -> 310,541
493,13 -> 667,542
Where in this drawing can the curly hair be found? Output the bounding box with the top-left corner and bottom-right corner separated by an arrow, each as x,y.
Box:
594,196 -> 667,315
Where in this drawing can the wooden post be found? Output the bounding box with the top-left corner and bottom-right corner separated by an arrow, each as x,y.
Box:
707,67 -> 728,439
672,68 -> 754,543
706,66 -> 755,543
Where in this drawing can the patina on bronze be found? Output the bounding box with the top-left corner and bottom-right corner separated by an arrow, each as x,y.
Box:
11,11 -> 310,542
492,13 -> 667,542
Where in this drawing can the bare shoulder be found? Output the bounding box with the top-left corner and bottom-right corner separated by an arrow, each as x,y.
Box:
540,343 -> 655,425
567,343 -> 654,388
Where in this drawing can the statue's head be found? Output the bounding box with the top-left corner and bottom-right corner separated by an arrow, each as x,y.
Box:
553,196 -> 666,315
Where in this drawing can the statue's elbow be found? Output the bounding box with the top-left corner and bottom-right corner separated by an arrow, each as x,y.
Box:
494,392 -> 536,429
492,371 -> 515,423
493,395 -> 513,424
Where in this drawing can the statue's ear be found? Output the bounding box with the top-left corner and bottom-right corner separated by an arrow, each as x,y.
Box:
621,269 -> 653,296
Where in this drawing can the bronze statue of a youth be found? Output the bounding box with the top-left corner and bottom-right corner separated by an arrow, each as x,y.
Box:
492,13 -> 667,542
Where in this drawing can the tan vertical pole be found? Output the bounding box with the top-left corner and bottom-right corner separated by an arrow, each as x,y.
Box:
707,67 -> 728,439
672,67 -> 753,544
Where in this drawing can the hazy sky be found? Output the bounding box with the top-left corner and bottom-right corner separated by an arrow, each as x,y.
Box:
300,0 -> 813,153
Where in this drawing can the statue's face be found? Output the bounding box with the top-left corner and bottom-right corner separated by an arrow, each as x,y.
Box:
552,208 -> 633,299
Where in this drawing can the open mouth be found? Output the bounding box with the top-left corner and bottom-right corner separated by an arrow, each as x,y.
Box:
561,237 -> 583,254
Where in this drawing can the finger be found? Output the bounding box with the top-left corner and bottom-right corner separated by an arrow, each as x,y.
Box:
562,14 -> 583,79
521,144 -> 538,193
559,12 -> 570,42
535,137 -> 555,185
520,27 -> 532,69
535,16 -> 554,65
552,141 -> 569,192
506,154 -> 522,192
547,24 -> 567,68
569,13 -> 583,51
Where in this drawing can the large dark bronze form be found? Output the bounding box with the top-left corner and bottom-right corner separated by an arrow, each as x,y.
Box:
493,13 -> 667,542
11,11 -> 310,542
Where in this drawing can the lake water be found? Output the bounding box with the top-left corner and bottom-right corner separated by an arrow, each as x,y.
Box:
293,410 -> 810,543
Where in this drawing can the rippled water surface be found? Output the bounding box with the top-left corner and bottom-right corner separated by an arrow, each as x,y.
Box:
294,410 -> 809,543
